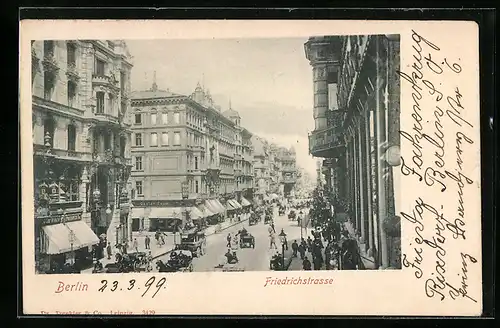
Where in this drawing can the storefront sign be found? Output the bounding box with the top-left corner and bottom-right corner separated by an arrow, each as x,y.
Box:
38,213 -> 82,226
132,199 -> 196,207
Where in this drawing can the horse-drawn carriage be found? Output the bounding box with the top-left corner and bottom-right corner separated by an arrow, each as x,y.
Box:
214,252 -> 245,272
264,213 -> 273,224
156,250 -> 194,273
93,252 -> 148,274
278,206 -> 286,216
288,210 -> 296,221
177,228 -> 207,257
248,213 -> 260,226
238,229 -> 255,248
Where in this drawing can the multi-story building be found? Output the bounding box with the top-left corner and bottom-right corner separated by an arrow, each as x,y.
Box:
129,82 -> 252,232
278,146 -> 297,198
223,108 -> 255,203
304,34 -> 401,269
32,39 -> 134,273
251,135 -> 271,203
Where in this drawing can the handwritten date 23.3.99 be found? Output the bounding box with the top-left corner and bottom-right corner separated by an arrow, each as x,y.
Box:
98,276 -> 167,298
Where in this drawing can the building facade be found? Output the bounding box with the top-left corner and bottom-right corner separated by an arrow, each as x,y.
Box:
129,82 -> 253,232
32,39 -> 134,273
305,35 -> 401,269
251,135 -> 271,202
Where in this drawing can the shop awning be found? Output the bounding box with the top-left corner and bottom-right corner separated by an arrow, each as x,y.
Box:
149,207 -> 182,219
204,200 -> 222,214
197,204 -> 215,218
225,201 -> 236,211
240,197 -> 251,207
213,199 -> 226,213
189,206 -> 204,220
230,199 -> 242,209
42,221 -> 99,255
130,207 -> 145,218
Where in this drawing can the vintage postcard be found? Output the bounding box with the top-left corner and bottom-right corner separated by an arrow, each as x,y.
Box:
20,20 -> 482,316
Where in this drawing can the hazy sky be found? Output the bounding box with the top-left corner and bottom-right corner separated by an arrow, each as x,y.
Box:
126,38 -> 316,176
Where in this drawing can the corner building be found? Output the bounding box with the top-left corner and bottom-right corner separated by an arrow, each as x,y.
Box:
305,35 -> 401,269
129,83 -> 252,233
32,40 -> 134,273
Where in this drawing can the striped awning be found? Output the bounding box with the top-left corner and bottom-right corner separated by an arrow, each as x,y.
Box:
225,201 -> 237,211
230,199 -> 242,209
189,206 -> 204,220
197,204 -> 215,218
205,200 -> 223,214
42,221 -> 99,255
212,199 -> 226,213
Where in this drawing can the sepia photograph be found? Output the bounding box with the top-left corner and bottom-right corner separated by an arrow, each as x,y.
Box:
31,34 -> 401,275
21,19 -> 483,316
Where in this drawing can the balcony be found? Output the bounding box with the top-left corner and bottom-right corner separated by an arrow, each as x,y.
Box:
33,95 -> 84,117
93,111 -> 120,125
234,153 -> 242,160
66,62 -> 80,81
33,145 -> 93,162
92,74 -> 120,90
234,169 -> 243,177
309,124 -> 346,158
42,52 -> 59,73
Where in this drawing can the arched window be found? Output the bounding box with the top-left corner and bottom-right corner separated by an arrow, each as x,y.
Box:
43,117 -> 55,147
67,124 -> 76,151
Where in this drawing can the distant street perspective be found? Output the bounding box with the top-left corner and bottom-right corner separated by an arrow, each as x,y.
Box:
33,34 -> 401,275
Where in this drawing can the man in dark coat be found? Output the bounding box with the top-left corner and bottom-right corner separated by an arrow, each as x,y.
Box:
302,256 -> 312,270
291,240 -> 299,257
298,243 -> 306,260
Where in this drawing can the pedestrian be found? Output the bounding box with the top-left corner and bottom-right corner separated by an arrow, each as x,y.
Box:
270,222 -> 276,233
269,232 -> 277,249
132,238 -> 139,252
226,233 -> 232,248
306,236 -> 313,252
302,256 -> 312,270
313,253 -> 323,270
291,240 -> 299,257
121,242 -> 128,254
145,235 -> 150,249
155,229 -> 160,246
160,233 -> 165,246
298,243 -> 306,260
106,242 -> 112,260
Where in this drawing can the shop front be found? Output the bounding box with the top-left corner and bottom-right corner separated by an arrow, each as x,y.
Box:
148,207 -> 183,232
38,219 -> 100,273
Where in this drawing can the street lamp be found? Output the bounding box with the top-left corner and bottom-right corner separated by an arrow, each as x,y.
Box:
181,180 -> 189,240
59,208 -> 76,265
279,230 -> 287,270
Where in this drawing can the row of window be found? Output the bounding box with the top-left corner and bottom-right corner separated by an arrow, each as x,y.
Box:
134,112 -> 180,125
134,132 -> 181,147
133,179 -> 205,197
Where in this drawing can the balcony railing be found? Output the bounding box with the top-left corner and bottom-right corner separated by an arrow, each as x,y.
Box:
309,125 -> 345,157
66,62 -> 80,81
94,112 -> 120,124
33,95 -> 84,116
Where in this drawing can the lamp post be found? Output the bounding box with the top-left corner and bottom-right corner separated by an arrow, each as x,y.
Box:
279,230 -> 287,270
181,180 -> 189,244
59,208 -> 76,265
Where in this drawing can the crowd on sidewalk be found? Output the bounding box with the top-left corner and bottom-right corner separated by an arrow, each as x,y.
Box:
286,220 -> 368,271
